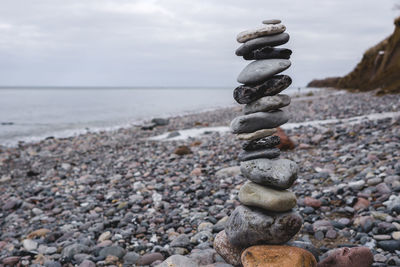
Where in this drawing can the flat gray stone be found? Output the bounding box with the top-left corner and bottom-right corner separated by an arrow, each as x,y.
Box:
237,24 -> 286,43
242,135 -> 281,151
262,19 -> 281,24
237,128 -> 277,141
239,181 -> 297,211
243,94 -> 291,114
240,158 -> 298,189
234,75 -> 292,104
238,148 -> 280,161
156,255 -> 198,267
243,46 -> 292,60
237,59 -> 291,84
225,205 -> 302,247
230,110 -> 289,134
236,33 -> 290,56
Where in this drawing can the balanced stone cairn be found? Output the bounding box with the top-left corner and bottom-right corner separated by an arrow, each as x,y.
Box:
214,20 -> 317,267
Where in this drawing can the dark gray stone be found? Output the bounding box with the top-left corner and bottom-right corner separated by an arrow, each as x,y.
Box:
287,241 -> 320,261
243,46 -> 292,60
242,135 -> 281,151
236,33 -> 290,56
225,205 -> 302,247
62,244 -> 90,259
151,118 -> 169,126
99,246 -> 125,259
170,234 -> 190,248
233,75 -> 292,104
240,158 -> 298,189
237,59 -> 291,84
230,110 -> 289,134
123,252 -> 140,265
238,148 -> 280,161
377,240 -> 400,252
243,94 -> 291,114
262,19 -> 281,24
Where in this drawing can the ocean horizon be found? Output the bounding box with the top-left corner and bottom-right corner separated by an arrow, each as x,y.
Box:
0,86 -> 318,146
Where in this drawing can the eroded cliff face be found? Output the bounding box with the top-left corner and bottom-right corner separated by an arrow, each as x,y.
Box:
308,17 -> 400,94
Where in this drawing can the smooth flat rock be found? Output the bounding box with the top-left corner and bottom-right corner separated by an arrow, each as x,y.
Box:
243,46 -> 292,60
238,148 -> 280,161
213,230 -> 243,267
234,75 -> 292,104
262,19 -> 281,25
230,110 -> 289,134
237,128 -> 277,141
225,205 -> 302,247
240,158 -> 298,189
244,94 -> 291,114
236,33 -> 290,56
237,59 -> 291,85
237,24 -> 286,43
317,247 -> 373,267
238,181 -> 297,211
242,135 -> 281,151
241,245 -> 317,267
156,255 -> 198,267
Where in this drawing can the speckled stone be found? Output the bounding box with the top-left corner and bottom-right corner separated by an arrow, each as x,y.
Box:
237,59 -> 291,85
236,33 -> 290,56
230,110 -> 289,134
237,128 -> 277,141
243,46 -> 292,60
237,24 -> 286,43
243,94 -> 291,114
238,148 -> 280,161
242,135 -> 281,151
225,205 -> 302,247
240,158 -> 298,189
234,75 -> 292,104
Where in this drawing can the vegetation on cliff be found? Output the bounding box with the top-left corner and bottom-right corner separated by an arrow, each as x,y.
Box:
308,17 -> 400,94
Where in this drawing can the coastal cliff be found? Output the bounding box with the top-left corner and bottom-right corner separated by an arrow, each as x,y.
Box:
308,17 -> 400,94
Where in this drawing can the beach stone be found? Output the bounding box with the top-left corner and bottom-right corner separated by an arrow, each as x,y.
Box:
237,59 -> 291,84
79,260 -> 96,267
230,110 -> 289,134
237,24 -> 286,43
240,158 -> 298,189
241,245 -> 317,267
27,228 -> 51,239
317,247 -> 373,267
2,256 -> 20,265
156,255 -> 198,267
123,252 -> 140,265
377,240 -> 400,251
99,245 -> 125,259
23,239 -> 38,251
242,135 -> 280,151
225,205 -> 302,247
287,241 -> 320,261
238,181 -> 297,212
238,148 -> 280,161
171,234 -> 190,248
213,230 -> 243,267
237,128 -> 277,141
262,19 -> 282,24
62,244 -> 90,259
136,252 -> 164,266
215,166 -> 241,179
233,75 -> 292,104
244,94 -> 291,114
174,145 -> 192,155
243,46 -> 292,60
236,33 -> 289,56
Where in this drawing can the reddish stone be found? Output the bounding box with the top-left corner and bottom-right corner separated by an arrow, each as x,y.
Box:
317,247 -> 373,267
353,198 -> 370,211
304,197 -> 322,209
136,253 -> 164,266
173,146 -> 192,155
2,256 -> 20,266
274,127 -> 295,150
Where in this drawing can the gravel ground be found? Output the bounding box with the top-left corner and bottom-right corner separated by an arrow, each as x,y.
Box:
0,89 -> 400,266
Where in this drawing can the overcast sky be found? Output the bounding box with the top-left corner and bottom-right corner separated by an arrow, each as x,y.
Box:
0,0 -> 399,87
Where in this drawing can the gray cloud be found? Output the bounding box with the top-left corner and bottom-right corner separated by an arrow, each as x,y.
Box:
0,0 -> 398,87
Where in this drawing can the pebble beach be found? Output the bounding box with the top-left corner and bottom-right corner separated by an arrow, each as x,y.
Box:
1,88 -> 400,266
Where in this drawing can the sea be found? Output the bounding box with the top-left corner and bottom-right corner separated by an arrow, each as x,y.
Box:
0,86 -> 316,146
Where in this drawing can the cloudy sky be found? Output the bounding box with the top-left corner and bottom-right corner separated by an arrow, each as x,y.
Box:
0,0 -> 399,87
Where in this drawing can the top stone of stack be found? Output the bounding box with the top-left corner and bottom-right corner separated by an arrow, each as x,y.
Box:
236,24 -> 286,43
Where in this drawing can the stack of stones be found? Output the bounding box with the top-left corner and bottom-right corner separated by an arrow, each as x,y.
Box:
214,20 -> 317,267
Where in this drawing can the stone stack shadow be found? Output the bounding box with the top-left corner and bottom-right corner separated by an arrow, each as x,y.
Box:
214,19 -> 318,267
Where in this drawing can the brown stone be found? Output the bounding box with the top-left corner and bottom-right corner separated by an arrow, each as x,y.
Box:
27,228 -> 51,239
213,230 -> 243,267
173,145 -> 192,155
274,127 -> 295,150
304,197 -> 322,209
136,252 -> 164,266
241,245 -> 317,267
353,198 -> 370,211
317,247 -> 373,267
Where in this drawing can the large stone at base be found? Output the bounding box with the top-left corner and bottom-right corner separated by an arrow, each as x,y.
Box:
317,247 -> 373,267
230,110 -> 289,134
225,205 -> 302,248
213,230 -> 243,267
238,181 -> 297,212
240,158 -> 298,189
241,245 -> 317,267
